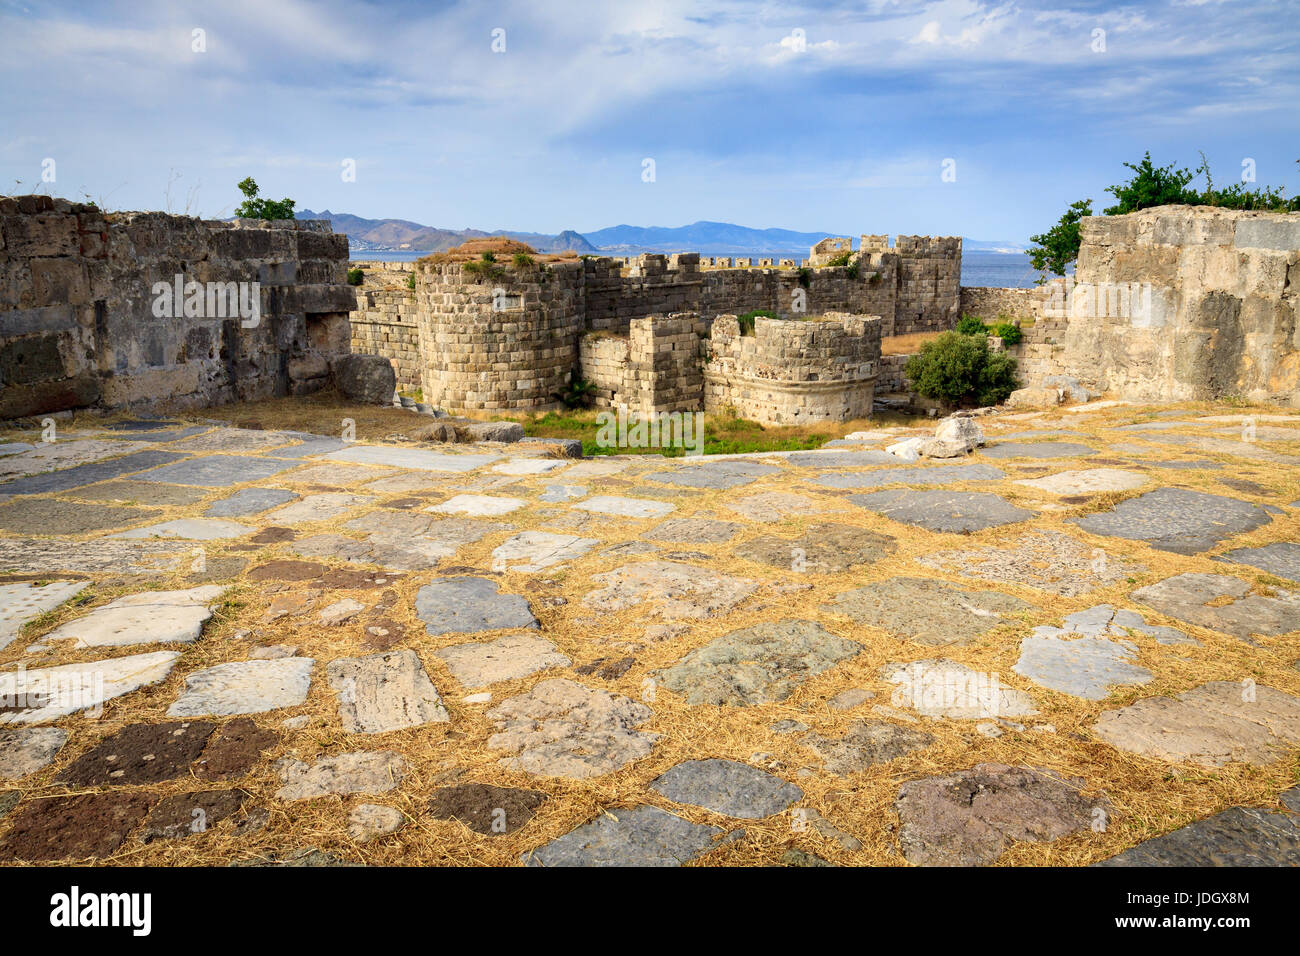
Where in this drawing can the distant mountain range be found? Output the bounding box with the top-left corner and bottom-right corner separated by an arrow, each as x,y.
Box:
296,210 -> 1026,256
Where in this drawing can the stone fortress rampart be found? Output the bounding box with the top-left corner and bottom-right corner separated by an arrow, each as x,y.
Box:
349,233 -> 961,423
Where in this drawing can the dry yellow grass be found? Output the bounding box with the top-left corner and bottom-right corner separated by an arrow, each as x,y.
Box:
2,396 -> 1299,866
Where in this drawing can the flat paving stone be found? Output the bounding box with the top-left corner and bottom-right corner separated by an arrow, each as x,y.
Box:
0,580 -> 89,651
1072,488 -> 1272,554
0,538 -> 184,576
205,487 -> 298,517
815,463 -> 1005,489
135,455 -> 298,488
896,763 -> 1109,866
1014,468 -> 1148,496
416,577 -> 538,635
435,633 -> 571,688
801,719 -> 935,773
1132,572 -> 1300,640
916,531 -> 1141,597
487,678 -> 657,779
1096,789 -> 1300,866
66,479 -> 210,505
1014,627 -> 1152,700
650,759 -> 801,818
167,658 -> 315,717
571,495 -> 676,519
193,718 -> 280,780
734,522 -> 895,572
1216,542 -> 1300,581
787,450 -> 898,467
642,516 -> 741,543
823,577 -> 1030,646
428,494 -> 527,516
1094,681 -> 1300,766
0,447 -> 180,492
491,530 -> 600,572
1048,603 -> 1195,645
326,444 -> 499,472
290,513 -> 507,571
43,584 -> 226,648
0,727 -> 67,779
139,789 -> 246,842
56,720 -> 215,785
883,659 -> 1038,719
263,493 -> 373,524
0,651 -> 181,725
491,458 -> 568,476
980,441 -> 1096,459
172,427 -> 299,452
539,484 -> 586,502
283,463 -> 395,485
276,750 -> 405,800
849,489 -> 1035,533
656,619 -> 861,706
644,460 -> 780,489
0,498 -> 160,535
327,649 -> 449,732
522,805 -> 722,867
428,783 -> 547,834
0,791 -> 157,862
111,517 -> 251,540
584,560 -> 757,621
272,437 -> 350,459
722,491 -> 846,523
347,803 -> 405,842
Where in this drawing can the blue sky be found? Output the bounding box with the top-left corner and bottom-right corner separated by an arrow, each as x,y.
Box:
3,0 -> 1297,243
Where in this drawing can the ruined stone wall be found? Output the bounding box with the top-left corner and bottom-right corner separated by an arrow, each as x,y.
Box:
1042,206 -> 1300,403
704,312 -> 880,424
414,259 -> 583,411
348,262 -> 420,389
0,195 -> 354,419
893,236 -> 961,335
959,285 -> 1045,322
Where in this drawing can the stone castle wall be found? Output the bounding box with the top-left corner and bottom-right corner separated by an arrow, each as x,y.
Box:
0,195 -> 355,419
348,261 -> 420,389
406,235 -> 957,411
1008,207 -> 1300,404
959,285 -> 1045,323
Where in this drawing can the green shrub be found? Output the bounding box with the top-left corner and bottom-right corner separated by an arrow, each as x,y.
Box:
407,271 -> 416,290
234,177 -> 295,221
346,267 -> 364,286
555,378 -> 597,409
955,314 -> 988,336
990,322 -> 1022,345
904,331 -> 1021,407
796,267 -> 813,288
737,308 -> 780,336
825,251 -> 853,268
512,252 -> 534,268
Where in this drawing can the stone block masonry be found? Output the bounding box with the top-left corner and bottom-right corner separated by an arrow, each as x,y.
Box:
348,262 -> 420,389
0,195 -> 356,419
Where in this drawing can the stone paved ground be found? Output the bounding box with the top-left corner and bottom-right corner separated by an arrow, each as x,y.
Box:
1,400 -> 1299,866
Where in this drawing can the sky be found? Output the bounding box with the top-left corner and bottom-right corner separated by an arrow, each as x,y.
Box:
3,0 -> 1297,243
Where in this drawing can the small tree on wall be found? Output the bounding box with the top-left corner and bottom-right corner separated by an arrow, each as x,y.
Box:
234,177 -> 296,221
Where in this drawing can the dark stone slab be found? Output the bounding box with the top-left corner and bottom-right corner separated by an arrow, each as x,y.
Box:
849,489 -> 1035,533
102,420 -> 180,431
0,498 -> 160,534
644,460 -> 781,489
787,450 -> 897,468
206,487 -> 298,518
98,426 -> 208,443
734,522 -> 895,572
428,783 -> 547,834
0,792 -> 156,861
270,437 -> 350,459
139,789 -> 246,842
522,805 -> 722,867
1072,487 -> 1272,554
815,463 -> 1005,489
134,455 -> 299,487
981,442 -> 1095,459
1096,790 -> 1300,866
0,450 -> 187,495
1215,542 -> 1300,581
56,721 -> 216,786
194,718 -> 280,780
415,576 -> 538,635
650,759 -> 801,818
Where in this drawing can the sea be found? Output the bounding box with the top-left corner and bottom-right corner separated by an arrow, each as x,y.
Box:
350,249 -> 1046,289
